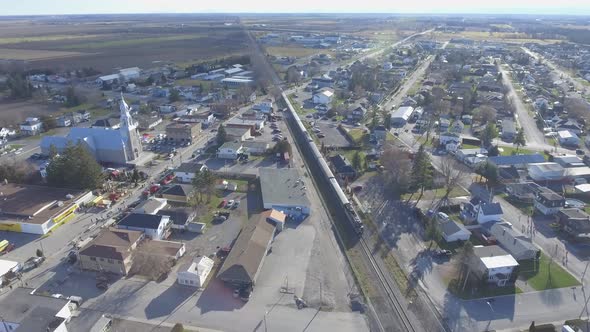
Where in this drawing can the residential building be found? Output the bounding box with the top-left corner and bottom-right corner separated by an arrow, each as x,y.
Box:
165,123 -> 200,144
253,99 -> 273,114
311,76 -> 334,88
0,183 -> 93,234
0,127 -> 16,139
456,148 -> 488,163
329,154 -> 357,179
91,117 -> 121,129
390,106 -> 414,127
471,245 -> 519,287
488,223 -> 540,261
160,184 -> 194,203
259,168 -> 311,217
0,287 -> 75,332
553,154 -> 585,168
438,218 -> 471,243
501,118 -> 517,140
41,98 -> 142,165
56,116 -> 71,127
133,197 -> 167,215
373,125 -> 387,141
488,154 -> 545,169
220,77 -> 254,87
225,126 -> 252,142
157,207 -> 196,230
243,141 -> 270,155
174,162 -> 208,183
534,190 -> 565,215
116,213 -> 171,240
136,239 -> 185,261
439,132 -> 461,145
136,115 -> 163,130
78,228 -> 144,275
226,118 -> 265,132
19,117 -> 43,136
558,130 -> 581,147
558,208 -> 590,238
347,105 -> 367,122
177,255 -> 215,288
217,141 -> 244,159
461,198 -> 503,224
449,121 -> 465,134
312,87 -> 334,105
217,213 -> 276,288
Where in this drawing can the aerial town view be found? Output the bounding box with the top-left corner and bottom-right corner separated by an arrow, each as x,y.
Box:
1,1 -> 590,332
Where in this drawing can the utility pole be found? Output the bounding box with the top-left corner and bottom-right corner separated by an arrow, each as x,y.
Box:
583,261 -> 590,280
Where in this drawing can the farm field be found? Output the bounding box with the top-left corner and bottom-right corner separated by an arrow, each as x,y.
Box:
0,48 -> 86,61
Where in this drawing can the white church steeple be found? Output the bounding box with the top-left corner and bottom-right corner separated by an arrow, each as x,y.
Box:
119,94 -> 141,161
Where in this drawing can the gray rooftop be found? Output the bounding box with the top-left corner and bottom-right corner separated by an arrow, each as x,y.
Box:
259,168 -> 311,208
480,202 -> 503,216
0,288 -> 69,324
489,223 -> 539,260
488,154 -> 545,166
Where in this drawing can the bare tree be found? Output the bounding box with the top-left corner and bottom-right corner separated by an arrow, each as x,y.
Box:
380,144 -> 412,195
130,251 -> 173,281
473,105 -> 497,124
565,97 -> 590,122
438,156 -> 465,205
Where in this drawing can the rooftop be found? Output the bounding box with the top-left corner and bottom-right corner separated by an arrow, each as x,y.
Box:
176,162 -> 206,174
0,288 -> 69,325
259,168 -> 310,208
473,245 -> 519,269
157,207 -> 193,226
161,184 -> 193,198
118,213 -> 166,230
0,183 -> 87,224
488,154 -> 545,166
79,227 -> 143,261
137,240 -> 184,258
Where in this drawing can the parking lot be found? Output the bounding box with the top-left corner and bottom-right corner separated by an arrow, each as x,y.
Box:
313,120 -> 351,147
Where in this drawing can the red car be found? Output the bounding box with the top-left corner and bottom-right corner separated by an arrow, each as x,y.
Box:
218,199 -> 227,208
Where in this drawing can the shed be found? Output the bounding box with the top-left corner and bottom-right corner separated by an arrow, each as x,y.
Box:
177,255 -> 215,288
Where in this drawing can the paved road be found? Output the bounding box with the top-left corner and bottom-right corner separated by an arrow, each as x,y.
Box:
499,64 -> 547,148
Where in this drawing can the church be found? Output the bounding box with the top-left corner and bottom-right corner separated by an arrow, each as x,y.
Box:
41,96 -> 142,165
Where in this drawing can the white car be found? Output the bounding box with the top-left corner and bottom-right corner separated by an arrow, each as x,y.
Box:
227,199 -> 234,208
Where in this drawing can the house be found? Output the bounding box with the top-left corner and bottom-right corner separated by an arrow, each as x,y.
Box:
157,207 -> 196,230
91,117 -> 121,129
243,141 -> 270,155
501,119 -> 517,140
558,208 -> 590,238
558,130 -> 581,147
217,213 -> 276,288
438,217 -> 471,243
471,245 -> 519,287
311,76 -> 334,88
174,162 -> 208,183
0,259 -> 20,285
226,118 -> 265,132
136,115 -> 163,131
56,116 -> 71,127
373,125 -> 387,142
136,239 -> 186,261
134,197 -> 167,215
225,126 -> 252,142
534,189 -> 565,215
118,67 -> 141,81
217,141 -> 244,159
439,118 -> 451,132
488,154 -> 545,169
165,123 -> 200,144
439,132 -> 461,145
488,223 -> 540,261
19,117 -> 43,135
347,105 -> 367,122
556,119 -> 584,135
0,183 -> 93,234
253,99 -> 273,114
160,184 -> 194,204
78,228 -> 144,275
390,106 -> 414,127
0,287 -> 75,332
449,121 -> 465,134
260,168 -> 311,217
312,87 -> 334,105
116,213 -> 171,240
461,198 -> 503,224
455,148 -> 488,163
330,154 -> 357,179
527,162 -> 565,182
177,255 -> 215,288
0,127 -> 16,139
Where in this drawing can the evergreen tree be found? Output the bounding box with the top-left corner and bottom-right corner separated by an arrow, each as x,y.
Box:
46,142 -> 103,189
65,86 -> 81,107
475,161 -> 499,184
481,123 -> 498,148
351,151 -> 362,172
411,145 -> 433,202
169,88 -> 181,102
514,129 -> 526,152
216,125 -> 227,145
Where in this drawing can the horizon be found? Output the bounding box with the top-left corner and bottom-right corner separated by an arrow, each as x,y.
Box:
3,0 -> 590,16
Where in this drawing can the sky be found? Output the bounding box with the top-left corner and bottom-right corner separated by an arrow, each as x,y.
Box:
2,0 -> 590,16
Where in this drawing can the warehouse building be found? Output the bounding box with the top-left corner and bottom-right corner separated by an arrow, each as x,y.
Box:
390,106 -> 414,127
259,168 -> 311,217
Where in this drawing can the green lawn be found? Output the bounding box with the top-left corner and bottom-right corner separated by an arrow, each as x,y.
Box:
348,128 -> 365,144
462,143 -> 480,149
498,146 -> 547,160
519,253 -> 580,290
501,194 -> 535,216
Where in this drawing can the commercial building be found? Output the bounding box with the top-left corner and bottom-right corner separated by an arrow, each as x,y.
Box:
217,141 -> 245,159
225,126 -> 252,142
78,228 -> 144,275
177,255 -> 215,288
217,213 -> 276,288
312,87 -> 334,105
221,77 -> 254,87
390,106 -> 414,127
0,287 -> 75,332
259,168 -> 311,217
165,123 -> 200,144
0,183 -> 92,234
41,98 -> 142,165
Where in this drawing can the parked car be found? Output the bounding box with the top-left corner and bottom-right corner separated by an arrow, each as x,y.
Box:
435,249 -> 451,257
227,199 -> 235,208
218,199 -> 227,208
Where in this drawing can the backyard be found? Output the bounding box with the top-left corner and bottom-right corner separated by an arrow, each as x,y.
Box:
519,253 -> 580,291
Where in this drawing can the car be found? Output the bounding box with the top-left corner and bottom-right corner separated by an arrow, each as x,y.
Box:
239,287 -> 252,302
219,200 -> 227,208
354,122 -> 361,127
331,118 -> 337,122
232,200 -> 240,208
393,132 -> 399,137
233,289 -> 240,298
227,199 -> 234,208
272,129 -> 282,134
67,251 -> 78,264
272,137 -> 280,141
576,149 -> 585,155
317,133 -> 325,138
306,114 -> 313,118
435,249 -> 452,257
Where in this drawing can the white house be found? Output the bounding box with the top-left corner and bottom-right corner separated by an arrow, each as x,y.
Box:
558,130 -> 581,147
0,128 -> 16,139
312,88 -> 334,105
438,219 -> 471,243
383,62 -> 393,71
455,148 -> 487,162
471,245 -> 519,287
390,106 -> 414,126
134,197 -> 167,215
0,259 -> 20,286
174,162 -> 208,183
118,67 -> 141,81
534,190 -> 565,215
217,141 -> 244,159
253,99 -> 273,114
116,213 -> 171,240
177,255 -> 215,288
19,117 -> 43,136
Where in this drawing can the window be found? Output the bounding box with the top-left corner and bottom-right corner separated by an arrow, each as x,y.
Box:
99,258 -> 105,262
107,259 -> 113,264
90,257 -> 97,261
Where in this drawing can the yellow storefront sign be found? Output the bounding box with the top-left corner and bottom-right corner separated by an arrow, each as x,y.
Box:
0,222 -> 22,232
53,204 -> 78,224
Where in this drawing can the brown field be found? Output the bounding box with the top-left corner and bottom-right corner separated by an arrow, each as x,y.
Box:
0,48 -> 86,61
0,100 -> 59,125
265,45 -> 331,58
0,16 -> 250,72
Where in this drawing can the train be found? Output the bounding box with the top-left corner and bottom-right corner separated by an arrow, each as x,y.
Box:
282,93 -> 364,235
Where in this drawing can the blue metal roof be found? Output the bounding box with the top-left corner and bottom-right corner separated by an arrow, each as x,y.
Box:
488,154 -> 545,166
